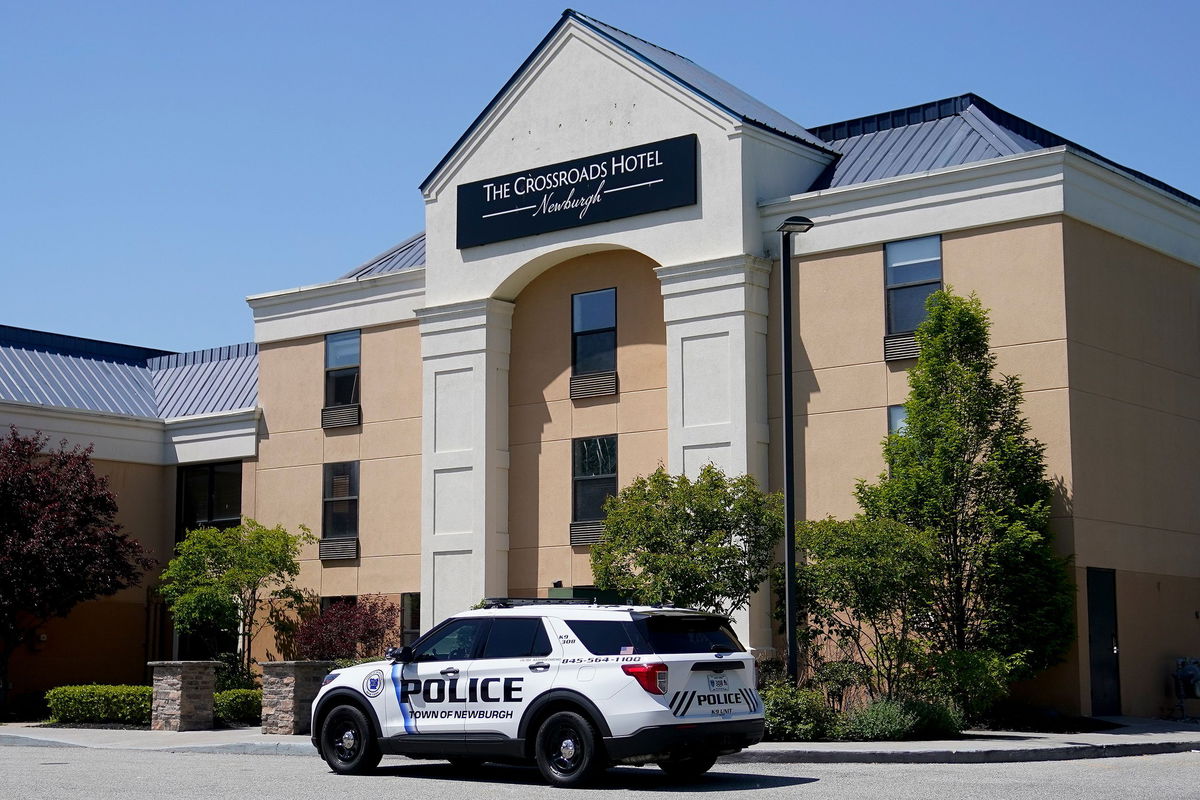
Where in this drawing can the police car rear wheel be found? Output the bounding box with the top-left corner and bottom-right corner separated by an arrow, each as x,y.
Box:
320,705 -> 382,775
534,711 -> 603,787
657,750 -> 718,779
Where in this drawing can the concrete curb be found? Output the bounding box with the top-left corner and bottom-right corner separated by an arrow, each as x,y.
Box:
720,739 -> 1200,764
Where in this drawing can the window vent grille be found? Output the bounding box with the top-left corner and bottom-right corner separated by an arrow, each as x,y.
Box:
569,521 -> 605,546
319,538 -> 359,561
883,333 -> 920,361
570,371 -> 618,399
321,404 -> 361,429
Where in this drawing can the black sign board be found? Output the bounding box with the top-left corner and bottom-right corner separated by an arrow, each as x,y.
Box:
456,134 -> 698,249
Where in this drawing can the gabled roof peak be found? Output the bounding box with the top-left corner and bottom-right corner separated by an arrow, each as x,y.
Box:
420,10 -> 833,193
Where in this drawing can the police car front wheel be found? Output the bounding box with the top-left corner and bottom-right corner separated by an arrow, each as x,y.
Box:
534,711 -> 604,787
320,705 -> 382,775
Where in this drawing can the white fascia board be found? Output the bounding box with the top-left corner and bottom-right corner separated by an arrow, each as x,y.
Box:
758,149 -> 1070,257
1062,152 -> 1200,267
247,268 -> 426,344
759,148 -> 1200,267
0,400 -> 165,465
420,19 -> 738,201
164,408 -> 260,465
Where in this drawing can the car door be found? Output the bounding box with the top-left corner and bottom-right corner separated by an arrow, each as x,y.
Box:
385,617 -> 488,738
463,616 -> 560,742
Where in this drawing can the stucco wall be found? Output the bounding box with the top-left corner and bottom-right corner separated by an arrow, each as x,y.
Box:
254,322 -> 423,604
1063,218 -> 1200,716
507,250 -> 667,596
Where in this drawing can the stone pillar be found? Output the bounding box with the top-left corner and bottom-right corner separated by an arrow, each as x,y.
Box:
261,661 -> 334,735
148,661 -> 218,732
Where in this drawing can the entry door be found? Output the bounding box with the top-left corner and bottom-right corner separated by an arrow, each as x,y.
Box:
1087,568 -> 1121,716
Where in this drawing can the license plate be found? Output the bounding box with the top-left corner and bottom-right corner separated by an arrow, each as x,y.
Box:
707,674 -> 730,691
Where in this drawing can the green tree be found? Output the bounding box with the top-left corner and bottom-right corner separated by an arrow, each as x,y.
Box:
159,519 -> 314,674
591,464 -> 783,615
854,290 -> 1074,683
794,517 -> 936,700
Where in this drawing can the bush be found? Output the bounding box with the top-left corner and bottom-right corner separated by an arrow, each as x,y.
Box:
761,683 -> 837,741
213,689 -> 262,725
45,685 -> 151,725
296,594 -> 400,661
838,698 -> 962,741
915,649 -> 1019,721
214,651 -> 259,692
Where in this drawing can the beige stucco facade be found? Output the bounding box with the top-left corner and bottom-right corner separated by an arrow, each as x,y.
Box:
251,322 -> 424,605
508,249 -> 668,597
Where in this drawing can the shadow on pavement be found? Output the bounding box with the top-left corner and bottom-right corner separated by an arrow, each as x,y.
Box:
374,761 -> 818,791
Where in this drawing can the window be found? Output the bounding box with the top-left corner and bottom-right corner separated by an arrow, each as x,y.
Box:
176,461 -> 242,540
887,404 -> 908,435
322,462 -> 359,538
410,618 -> 488,663
885,236 -> 941,334
325,330 -> 361,407
480,618 -> 553,659
572,288 -> 616,375
401,592 -> 421,646
573,436 -> 616,522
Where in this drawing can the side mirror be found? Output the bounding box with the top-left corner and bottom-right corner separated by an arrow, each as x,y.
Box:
385,645 -> 413,664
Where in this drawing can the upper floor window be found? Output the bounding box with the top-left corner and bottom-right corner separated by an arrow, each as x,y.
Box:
572,288 -> 616,375
323,461 -> 359,539
887,404 -> 908,436
573,435 -> 617,522
885,236 -> 942,334
325,330 -> 361,407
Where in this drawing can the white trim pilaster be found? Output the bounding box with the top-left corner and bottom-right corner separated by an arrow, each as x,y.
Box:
416,298 -> 513,631
656,254 -> 773,650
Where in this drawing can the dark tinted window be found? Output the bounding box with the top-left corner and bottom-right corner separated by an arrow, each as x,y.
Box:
481,618 -> 553,659
565,620 -> 651,655
637,615 -> 745,654
571,288 -> 616,375
412,618 -> 487,662
323,462 -> 359,538
885,236 -> 942,334
573,436 -> 617,522
325,330 -> 361,406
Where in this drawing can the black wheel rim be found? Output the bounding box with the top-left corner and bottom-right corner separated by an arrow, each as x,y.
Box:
547,722 -> 583,775
331,719 -> 361,763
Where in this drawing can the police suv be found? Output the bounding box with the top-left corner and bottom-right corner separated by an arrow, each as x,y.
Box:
311,600 -> 765,786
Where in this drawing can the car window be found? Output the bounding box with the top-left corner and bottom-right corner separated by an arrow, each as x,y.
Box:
480,617 -> 553,659
636,615 -> 745,654
411,618 -> 487,662
564,620 -> 651,655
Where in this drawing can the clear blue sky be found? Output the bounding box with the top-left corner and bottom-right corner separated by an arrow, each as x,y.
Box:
2,0 -> 1196,353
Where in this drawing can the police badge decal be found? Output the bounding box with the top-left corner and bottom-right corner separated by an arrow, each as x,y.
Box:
362,669 -> 385,698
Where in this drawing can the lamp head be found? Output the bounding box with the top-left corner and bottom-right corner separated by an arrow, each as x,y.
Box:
777,216 -> 814,234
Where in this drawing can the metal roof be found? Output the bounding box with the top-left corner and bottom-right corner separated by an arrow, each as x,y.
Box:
420,9 -> 835,192
148,343 -> 258,419
809,94 -> 1200,207
568,11 -> 835,155
0,326 -> 258,420
339,232 -> 426,280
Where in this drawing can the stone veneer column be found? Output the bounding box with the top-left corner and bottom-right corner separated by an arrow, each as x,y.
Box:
656,255 -> 774,652
261,661 -> 334,735
148,661 -> 217,731
415,298 -> 514,630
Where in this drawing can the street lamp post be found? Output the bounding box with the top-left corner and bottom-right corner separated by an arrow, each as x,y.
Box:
777,215 -> 813,683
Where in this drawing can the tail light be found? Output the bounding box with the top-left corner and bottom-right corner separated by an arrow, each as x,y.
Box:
622,662 -> 668,695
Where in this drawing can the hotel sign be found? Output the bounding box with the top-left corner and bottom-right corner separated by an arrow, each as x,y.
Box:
456,134 -> 698,249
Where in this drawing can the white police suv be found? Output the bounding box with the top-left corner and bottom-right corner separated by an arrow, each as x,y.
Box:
311,599 -> 765,786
